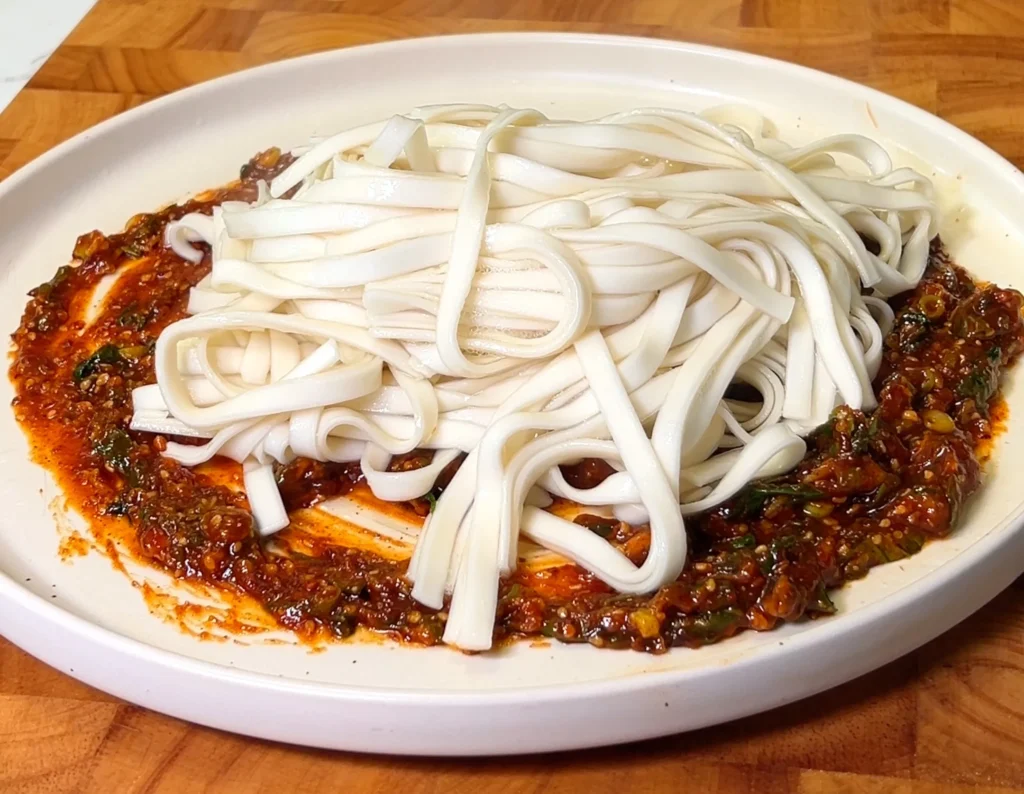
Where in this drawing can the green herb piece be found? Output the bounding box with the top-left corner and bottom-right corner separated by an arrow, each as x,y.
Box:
425,492 -> 438,512
118,344 -> 151,361
878,535 -> 908,562
807,584 -> 837,615
758,534 -> 798,574
73,344 -> 123,382
867,475 -> 898,508
811,416 -> 835,443
802,501 -> 835,519
118,215 -> 160,260
859,538 -> 889,566
958,371 -> 985,399
119,241 -> 149,259
118,304 -> 152,330
72,238 -> 97,261
810,415 -> 841,455
733,482 -> 826,518
895,309 -> 931,352
505,583 -> 522,600
687,608 -> 744,642
957,364 -> 996,405
308,590 -> 342,619
896,530 -> 925,555
900,309 -> 929,327
582,519 -> 617,539
954,350 -> 1003,407
30,265 -> 73,301
851,413 -> 881,455
729,533 -> 757,549
93,427 -> 134,482
756,484 -> 825,499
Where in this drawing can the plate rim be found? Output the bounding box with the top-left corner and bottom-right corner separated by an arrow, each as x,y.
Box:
1,30 -> 1022,718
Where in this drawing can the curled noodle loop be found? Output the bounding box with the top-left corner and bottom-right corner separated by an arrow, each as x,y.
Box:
134,105 -> 937,649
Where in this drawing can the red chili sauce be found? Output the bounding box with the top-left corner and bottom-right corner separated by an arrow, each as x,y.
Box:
10,149 -> 1024,652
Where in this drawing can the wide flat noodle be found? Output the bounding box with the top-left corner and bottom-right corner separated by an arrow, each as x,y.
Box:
136,104 -> 937,650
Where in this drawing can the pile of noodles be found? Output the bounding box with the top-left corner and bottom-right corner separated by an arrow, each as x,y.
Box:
130,104 -> 937,649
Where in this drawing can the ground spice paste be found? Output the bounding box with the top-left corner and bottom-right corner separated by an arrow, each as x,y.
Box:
11,149 -> 1023,652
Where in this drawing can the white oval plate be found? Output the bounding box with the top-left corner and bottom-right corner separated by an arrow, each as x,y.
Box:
1,33 -> 1023,756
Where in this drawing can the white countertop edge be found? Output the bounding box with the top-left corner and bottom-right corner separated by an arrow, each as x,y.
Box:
0,0 -> 98,115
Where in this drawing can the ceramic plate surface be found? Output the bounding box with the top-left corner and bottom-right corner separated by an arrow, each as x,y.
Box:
1,33 -> 1023,755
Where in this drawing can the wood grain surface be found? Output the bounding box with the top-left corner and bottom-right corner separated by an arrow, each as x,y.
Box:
2,0 -> 1024,791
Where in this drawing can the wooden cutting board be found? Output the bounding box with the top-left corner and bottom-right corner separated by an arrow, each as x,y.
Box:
1,1 -> 1023,791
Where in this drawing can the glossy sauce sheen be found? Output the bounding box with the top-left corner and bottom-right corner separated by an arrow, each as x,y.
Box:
10,151 -> 1024,653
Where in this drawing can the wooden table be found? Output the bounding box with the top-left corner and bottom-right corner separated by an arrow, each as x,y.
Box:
2,0 -> 1024,791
